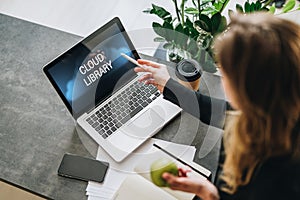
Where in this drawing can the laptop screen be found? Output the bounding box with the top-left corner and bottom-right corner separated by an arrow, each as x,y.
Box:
43,17 -> 139,118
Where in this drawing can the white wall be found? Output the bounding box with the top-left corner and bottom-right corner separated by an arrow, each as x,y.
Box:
0,0 -> 178,55
1,0 -> 299,55
0,0 -> 176,36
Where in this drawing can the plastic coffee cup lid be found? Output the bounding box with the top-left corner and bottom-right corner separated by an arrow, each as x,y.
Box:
175,59 -> 202,82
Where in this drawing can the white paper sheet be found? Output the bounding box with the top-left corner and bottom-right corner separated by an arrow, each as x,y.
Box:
87,195 -> 111,200
86,138 -> 196,199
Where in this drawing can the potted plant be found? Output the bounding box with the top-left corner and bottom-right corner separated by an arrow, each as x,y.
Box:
144,0 -> 299,73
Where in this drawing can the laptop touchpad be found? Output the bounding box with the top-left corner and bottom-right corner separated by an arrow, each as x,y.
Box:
121,108 -> 164,139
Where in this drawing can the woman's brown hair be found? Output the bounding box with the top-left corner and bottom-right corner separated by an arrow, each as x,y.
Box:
214,13 -> 300,193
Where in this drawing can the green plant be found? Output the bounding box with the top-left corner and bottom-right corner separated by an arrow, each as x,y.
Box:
144,0 -> 229,72
231,0 -> 298,14
144,0 -> 298,72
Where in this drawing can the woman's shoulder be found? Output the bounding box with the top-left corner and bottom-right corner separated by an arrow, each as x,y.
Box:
218,155 -> 300,200
248,155 -> 300,199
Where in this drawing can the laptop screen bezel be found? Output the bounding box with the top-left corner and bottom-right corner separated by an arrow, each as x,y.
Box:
43,17 -> 140,119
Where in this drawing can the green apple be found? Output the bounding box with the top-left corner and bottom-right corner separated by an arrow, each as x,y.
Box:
150,158 -> 178,187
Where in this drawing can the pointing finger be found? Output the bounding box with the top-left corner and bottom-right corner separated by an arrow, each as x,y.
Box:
134,67 -> 146,73
138,74 -> 153,82
137,59 -> 162,68
134,65 -> 155,73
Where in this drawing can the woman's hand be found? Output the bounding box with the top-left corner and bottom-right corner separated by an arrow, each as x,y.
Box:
162,168 -> 220,200
134,59 -> 171,93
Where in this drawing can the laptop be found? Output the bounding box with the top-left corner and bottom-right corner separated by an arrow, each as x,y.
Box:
43,17 -> 181,162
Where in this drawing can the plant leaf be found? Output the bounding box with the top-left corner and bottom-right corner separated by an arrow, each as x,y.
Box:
195,14 -> 212,32
163,21 -> 173,30
211,12 -> 221,35
250,2 -> 255,12
175,23 -> 188,48
269,4 -> 276,14
282,0 -> 296,13
216,16 -> 227,33
150,4 -> 172,20
260,7 -> 269,12
245,1 -> 251,13
175,23 -> 184,34
213,0 -> 228,12
236,4 -> 244,13
202,35 -> 213,49
185,7 -> 199,14
201,7 -> 219,16
185,17 -> 193,28
187,39 -> 199,56
154,37 -> 166,42
255,1 -> 262,10
183,27 -> 190,37
163,43 -> 173,50
143,8 -> 151,14
186,17 -> 199,39
152,22 -> 166,39
162,21 -> 174,41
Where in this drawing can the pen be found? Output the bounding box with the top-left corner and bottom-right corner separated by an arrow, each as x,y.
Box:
153,143 -> 211,180
120,53 -> 146,69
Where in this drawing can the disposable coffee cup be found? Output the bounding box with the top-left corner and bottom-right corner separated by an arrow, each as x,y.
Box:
175,59 -> 202,91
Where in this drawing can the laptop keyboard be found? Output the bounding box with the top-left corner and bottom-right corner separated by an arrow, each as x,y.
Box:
86,81 -> 160,139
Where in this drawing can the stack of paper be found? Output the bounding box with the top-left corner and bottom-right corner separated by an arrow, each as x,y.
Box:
86,138 -> 196,200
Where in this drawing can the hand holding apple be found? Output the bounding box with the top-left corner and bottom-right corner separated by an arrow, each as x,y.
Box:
150,158 -> 178,187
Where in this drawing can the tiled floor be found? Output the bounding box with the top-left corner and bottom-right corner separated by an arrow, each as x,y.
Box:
0,181 -> 46,200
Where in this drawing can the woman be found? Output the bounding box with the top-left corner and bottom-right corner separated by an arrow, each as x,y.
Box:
134,13 -> 300,200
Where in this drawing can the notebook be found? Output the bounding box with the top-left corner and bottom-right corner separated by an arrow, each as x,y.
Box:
113,143 -> 211,200
43,17 -> 181,162
114,174 -> 186,200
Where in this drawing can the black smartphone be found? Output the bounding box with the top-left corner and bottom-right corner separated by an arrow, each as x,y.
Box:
58,154 -> 109,183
